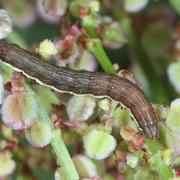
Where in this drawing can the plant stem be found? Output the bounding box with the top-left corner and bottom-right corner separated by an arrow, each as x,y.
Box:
87,39 -> 116,74
85,24 -> 99,38
25,83 -> 79,180
51,129 -> 79,180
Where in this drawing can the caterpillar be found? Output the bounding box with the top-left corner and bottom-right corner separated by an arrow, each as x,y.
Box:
0,43 -> 159,138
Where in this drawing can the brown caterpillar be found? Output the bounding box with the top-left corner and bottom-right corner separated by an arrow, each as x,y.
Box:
0,43 -> 159,138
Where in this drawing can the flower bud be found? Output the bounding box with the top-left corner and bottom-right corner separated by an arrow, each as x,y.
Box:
37,0 -> 67,23
67,96 -> 96,121
75,50 -> 98,72
73,154 -> 98,178
0,9 -> 12,39
89,1 -> 100,12
126,154 -> 139,168
25,121 -> 52,147
83,129 -> 116,160
55,167 -> 69,180
0,151 -> 16,177
120,126 -> 134,141
37,39 -> 57,59
98,99 -> 110,112
1,91 -> 37,130
4,0 -> 36,28
100,21 -> 126,49
166,98 -> 180,135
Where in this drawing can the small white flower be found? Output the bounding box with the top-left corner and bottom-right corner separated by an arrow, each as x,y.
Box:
37,39 -> 57,59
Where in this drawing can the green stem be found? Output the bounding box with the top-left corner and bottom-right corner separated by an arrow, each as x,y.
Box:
25,83 -> 79,180
85,24 -> 99,38
82,16 -> 99,38
51,129 -> 79,180
87,39 -> 116,74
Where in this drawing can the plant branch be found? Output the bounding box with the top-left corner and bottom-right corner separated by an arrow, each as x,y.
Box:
25,84 -> 79,180
87,39 -> 116,74
51,129 -> 79,180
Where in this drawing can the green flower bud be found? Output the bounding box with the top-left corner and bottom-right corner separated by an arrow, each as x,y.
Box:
89,1 -> 100,12
25,122 -> 52,147
83,129 -> 116,160
102,22 -> 126,49
153,104 -> 169,120
0,151 -> 16,177
98,99 -> 111,111
126,154 -> 139,168
81,15 -> 100,31
112,107 -> 137,130
67,96 -> 96,121
166,98 -> 180,135
55,167 -> 69,180
37,39 -> 57,59
73,154 -> 97,178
